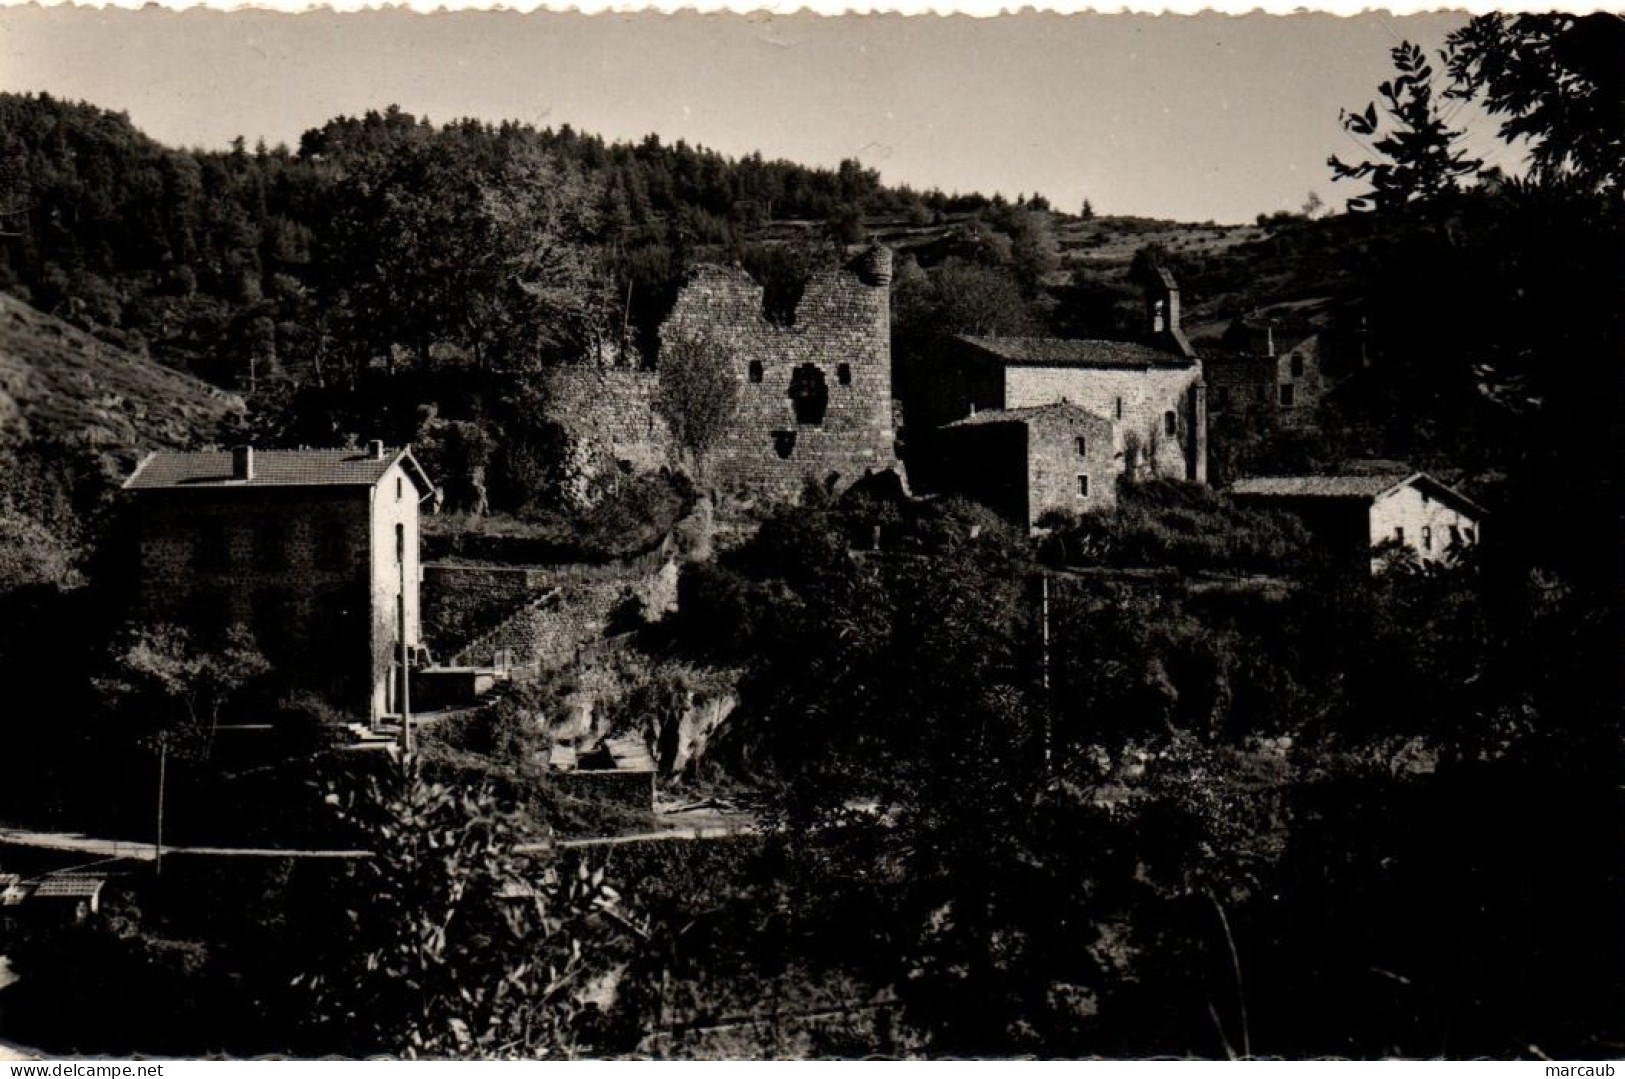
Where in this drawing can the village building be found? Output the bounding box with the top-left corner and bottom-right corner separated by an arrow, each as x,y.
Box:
1229,470 -> 1484,570
906,269 -> 1206,526
1202,314 -> 1366,424
122,443 -> 436,724
933,402 -> 1119,530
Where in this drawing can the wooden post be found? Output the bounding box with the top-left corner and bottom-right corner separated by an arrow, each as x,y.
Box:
154,737 -> 167,877
1041,573 -> 1052,771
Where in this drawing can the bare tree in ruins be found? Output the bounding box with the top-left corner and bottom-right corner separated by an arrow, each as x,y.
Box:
654,330 -> 741,481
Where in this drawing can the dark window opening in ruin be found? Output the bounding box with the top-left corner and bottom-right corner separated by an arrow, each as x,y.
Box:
837,363 -> 852,386
772,430 -> 797,459
1289,354 -> 1305,378
1114,397 -> 1124,420
741,247 -> 819,328
1279,383 -> 1296,407
1449,524 -> 1461,546
1164,410 -> 1177,437
1395,526 -> 1405,544
748,360 -> 764,384
396,477 -> 404,501
1422,525 -> 1433,551
395,523 -> 405,565
1075,437 -> 1088,456
1078,474 -> 1090,497
788,364 -> 829,426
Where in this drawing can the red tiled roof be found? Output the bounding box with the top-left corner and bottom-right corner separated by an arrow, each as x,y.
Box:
124,447 -> 433,494
957,335 -> 1194,369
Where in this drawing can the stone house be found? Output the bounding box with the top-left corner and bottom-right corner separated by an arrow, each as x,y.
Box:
122,443 -> 436,724
907,270 -> 1206,510
1203,316 -> 1366,423
934,402 -> 1118,530
1229,471 -> 1484,570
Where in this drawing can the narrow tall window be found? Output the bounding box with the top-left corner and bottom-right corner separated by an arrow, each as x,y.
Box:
395,523 -> 405,565
1164,410 -> 1177,437
1422,525 -> 1432,551
396,477 -> 403,501
1114,397 -> 1124,420
1078,474 -> 1090,498
837,363 -> 852,386
1075,436 -> 1088,456
1394,526 -> 1405,544
748,360 -> 764,384
1279,383 -> 1296,407
1289,354 -> 1304,378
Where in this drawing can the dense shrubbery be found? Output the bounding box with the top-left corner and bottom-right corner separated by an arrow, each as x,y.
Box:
1037,478 -> 1313,575
423,469 -> 696,565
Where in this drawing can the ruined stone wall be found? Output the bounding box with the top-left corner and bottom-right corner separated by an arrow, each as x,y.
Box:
662,246 -> 900,499
540,365 -> 672,474
551,768 -> 655,811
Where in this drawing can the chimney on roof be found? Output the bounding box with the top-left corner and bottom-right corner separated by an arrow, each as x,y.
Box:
368,439 -> 386,461
232,445 -> 254,481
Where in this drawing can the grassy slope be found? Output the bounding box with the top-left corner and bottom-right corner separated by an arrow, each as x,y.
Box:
0,291 -> 243,459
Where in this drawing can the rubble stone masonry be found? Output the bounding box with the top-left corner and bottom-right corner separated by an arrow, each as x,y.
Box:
662,246 -> 900,498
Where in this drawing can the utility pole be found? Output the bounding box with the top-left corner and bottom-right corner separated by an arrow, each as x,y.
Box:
154,736 -> 167,877
399,555 -> 414,756
1040,572 -> 1053,774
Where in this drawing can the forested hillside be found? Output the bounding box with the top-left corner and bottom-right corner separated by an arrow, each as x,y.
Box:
0,94 -> 987,386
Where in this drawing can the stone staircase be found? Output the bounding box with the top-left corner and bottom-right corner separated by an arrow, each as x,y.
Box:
446,587 -> 561,669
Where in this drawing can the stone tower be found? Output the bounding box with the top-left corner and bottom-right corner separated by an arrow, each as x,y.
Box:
660,244 -> 900,499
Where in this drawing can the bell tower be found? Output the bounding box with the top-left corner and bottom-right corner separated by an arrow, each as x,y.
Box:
1146,266 -> 1194,359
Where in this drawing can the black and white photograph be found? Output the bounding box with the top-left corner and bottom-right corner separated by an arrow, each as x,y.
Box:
0,3 -> 1618,1062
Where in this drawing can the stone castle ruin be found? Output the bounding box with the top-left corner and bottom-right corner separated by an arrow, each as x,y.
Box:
540,245 -> 902,504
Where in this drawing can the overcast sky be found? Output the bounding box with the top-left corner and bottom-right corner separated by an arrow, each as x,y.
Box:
0,7 -> 1515,223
